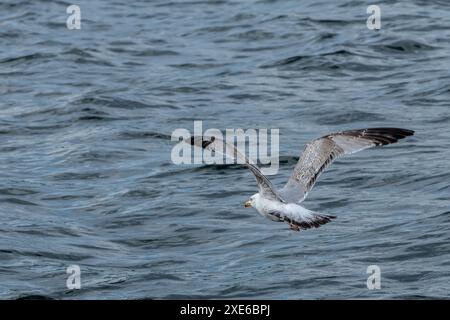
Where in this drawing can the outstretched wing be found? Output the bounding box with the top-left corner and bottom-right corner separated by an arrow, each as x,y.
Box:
279,128 -> 414,203
186,136 -> 285,202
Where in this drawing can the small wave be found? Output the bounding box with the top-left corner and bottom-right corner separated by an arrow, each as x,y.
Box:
155,0 -> 227,7
0,188 -> 38,196
118,130 -> 171,140
316,111 -> 385,125
52,172 -> 108,181
16,295 -> 54,300
121,189 -> 162,199
132,49 -> 179,57
0,52 -> 56,65
262,49 -> 356,68
169,62 -> 227,69
372,39 -> 436,54
72,96 -> 178,110
0,198 -> 38,206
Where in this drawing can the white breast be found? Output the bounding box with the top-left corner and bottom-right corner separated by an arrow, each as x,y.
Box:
254,197 -> 285,220
254,196 -> 316,223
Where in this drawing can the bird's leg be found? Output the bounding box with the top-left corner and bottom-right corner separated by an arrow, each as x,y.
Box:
289,223 -> 300,231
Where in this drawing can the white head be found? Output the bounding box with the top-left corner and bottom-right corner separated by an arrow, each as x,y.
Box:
244,193 -> 260,208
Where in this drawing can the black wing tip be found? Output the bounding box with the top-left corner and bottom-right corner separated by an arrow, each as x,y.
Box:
367,128 -> 414,145
341,127 -> 414,146
365,127 -> 414,137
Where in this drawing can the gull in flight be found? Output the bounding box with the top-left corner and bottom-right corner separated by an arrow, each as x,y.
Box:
187,128 -> 414,231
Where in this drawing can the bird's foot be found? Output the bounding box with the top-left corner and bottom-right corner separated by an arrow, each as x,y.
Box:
289,223 -> 300,231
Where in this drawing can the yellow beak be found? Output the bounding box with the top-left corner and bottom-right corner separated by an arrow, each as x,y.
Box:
244,200 -> 252,208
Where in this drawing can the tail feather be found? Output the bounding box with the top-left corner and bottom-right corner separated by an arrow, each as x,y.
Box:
285,212 -> 336,231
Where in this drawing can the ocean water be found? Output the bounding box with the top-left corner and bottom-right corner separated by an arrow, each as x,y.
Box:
1,0 -> 449,299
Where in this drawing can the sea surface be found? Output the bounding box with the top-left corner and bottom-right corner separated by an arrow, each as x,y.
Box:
1,0 -> 449,299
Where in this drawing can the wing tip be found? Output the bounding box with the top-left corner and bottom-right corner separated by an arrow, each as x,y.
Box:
368,127 -> 414,137
341,127 -> 414,146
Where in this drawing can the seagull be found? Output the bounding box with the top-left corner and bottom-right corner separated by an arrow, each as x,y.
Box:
187,128 -> 414,231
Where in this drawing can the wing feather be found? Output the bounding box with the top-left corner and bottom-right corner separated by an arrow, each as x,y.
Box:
187,136 -> 284,202
279,128 -> 414,203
